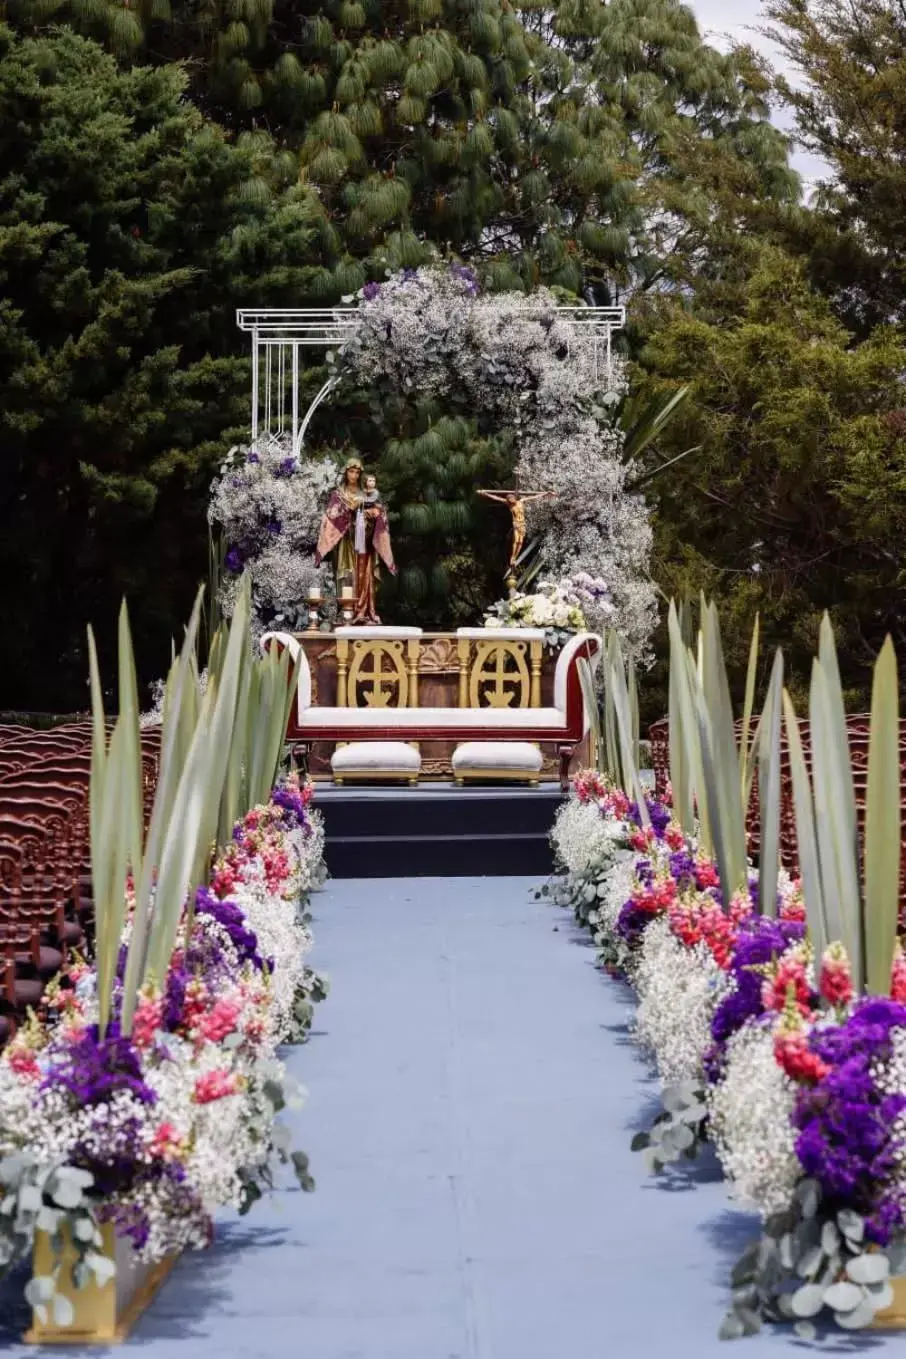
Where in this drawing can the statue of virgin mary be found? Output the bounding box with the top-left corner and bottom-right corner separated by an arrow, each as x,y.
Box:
314,457 -> 396,624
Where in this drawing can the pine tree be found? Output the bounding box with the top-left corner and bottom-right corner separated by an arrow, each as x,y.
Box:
634,246 -> 906,707
764,0 -> 906,331
7,0 -> 800,297
523,0 -> 800,302
0,24 -> 338,708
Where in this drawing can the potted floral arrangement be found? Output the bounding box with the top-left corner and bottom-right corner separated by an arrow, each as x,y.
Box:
483,574 -> 611,650
0,577 -> 327,1342
545,600 -> 906,1341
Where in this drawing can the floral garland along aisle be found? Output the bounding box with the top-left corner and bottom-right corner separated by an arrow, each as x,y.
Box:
547,771 -> 906,1342
0,772 -> 328,1328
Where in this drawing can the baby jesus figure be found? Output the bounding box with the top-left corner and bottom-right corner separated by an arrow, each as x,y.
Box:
353,473 -> 395,623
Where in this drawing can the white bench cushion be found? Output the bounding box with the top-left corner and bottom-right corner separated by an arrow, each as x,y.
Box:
331,742 -> 421,773
334,626 -> 423,637
456,627 -> 546,641
452,741 -> 543,772
301,706 -> 566,730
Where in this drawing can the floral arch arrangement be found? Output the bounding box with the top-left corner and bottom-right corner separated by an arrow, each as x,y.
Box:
210,262 -> 656,654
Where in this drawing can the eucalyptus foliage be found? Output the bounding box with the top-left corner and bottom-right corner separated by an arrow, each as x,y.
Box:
0,1155 -> 106,1326
722,1177 -> 902,1339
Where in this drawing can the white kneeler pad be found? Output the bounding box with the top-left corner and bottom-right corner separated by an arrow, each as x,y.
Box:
451,741 -> 543,785
330,741 -> 421,785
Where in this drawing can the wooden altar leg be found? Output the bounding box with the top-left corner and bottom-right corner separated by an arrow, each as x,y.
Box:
557,744 -> 574,792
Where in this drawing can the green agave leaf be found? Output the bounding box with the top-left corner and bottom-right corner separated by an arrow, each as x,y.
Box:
628,654 -> 640,775
740,613 -> 760,810
681,647 -> 713,856
679,598 -> 694,652
819,616 -> 862,971
667,602 -> 694,834
609,631 -> 634,793
242,657 -> 262,814
248,634 -> 277,808
116,602 -> 144,896
699,602 -> 748,896
219,634 -> 253,845
143,578 -> 251,986
280,640 -> 302,768
864,637 -> 900,996
86,625 -> 107,887
694,684 -> 730,899
577,655 -> 603,778
121,587 -> 205,1032
742,710 -> 763,819
191,583 -> 254,897
757,649 -> 784,918
94,721 -> 130,1038
248,646 -> 275,808
260,642 -> 298,805
610,656 -> 650,830
783,689 -> 828,965
810,655 -> 862,986
602,632 -> 618,781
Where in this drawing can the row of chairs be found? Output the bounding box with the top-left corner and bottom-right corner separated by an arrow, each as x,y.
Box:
648,716 -> 906,903
0,723 -> 161,1046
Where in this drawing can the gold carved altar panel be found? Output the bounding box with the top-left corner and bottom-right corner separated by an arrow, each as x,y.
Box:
296,632 -> 575,779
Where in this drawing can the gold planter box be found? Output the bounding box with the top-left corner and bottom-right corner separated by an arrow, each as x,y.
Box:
25,1223 -> 177,1345
873,1273 -> 906,1329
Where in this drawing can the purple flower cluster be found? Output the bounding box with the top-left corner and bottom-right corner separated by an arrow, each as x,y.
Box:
270,781 -> 311,831
225,545 -> 245,574
668,849 -> 696,888
704,917 -> 806,1082
793,998 -> 906,1244
616,898 -> 655,947
628,799 -> 671,839
98,1161 -> 196,1249
274,457 -> 297,478
42,1022 -> 156,1108
615,859 -> 658,947
449,262 -> 480,295
195,887 -> 265,972
362,281 -> 381,300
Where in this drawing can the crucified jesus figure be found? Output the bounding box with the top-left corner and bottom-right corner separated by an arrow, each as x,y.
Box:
477,488 -> 557,571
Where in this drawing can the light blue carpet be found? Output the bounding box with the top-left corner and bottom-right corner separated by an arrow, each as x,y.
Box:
6,877 -> 897,1356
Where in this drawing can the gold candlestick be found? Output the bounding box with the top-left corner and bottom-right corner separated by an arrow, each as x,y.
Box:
306,586 -> 323,631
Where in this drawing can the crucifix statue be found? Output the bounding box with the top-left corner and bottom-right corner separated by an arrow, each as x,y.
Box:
477,488 -> 557,590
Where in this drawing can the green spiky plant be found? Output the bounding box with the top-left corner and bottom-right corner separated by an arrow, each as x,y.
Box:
577,628 -> 649,828
666,598 -> 780,908
88,572 -> 298,1038
783,618 -> 901,995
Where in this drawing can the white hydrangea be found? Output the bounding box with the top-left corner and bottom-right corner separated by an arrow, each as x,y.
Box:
208,435 -> 337,632
595,854 -> 638,945
708,1020 -> 800,1216
873,1026 -> 906,1209
633,916 -> 729,1087
334,265 -> 656,658
551,799 -> 625,874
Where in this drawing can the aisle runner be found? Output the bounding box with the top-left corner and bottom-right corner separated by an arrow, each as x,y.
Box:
12,879 -> 892,1356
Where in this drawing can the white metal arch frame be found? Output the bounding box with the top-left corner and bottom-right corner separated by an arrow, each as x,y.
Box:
236,304 -> 626,457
